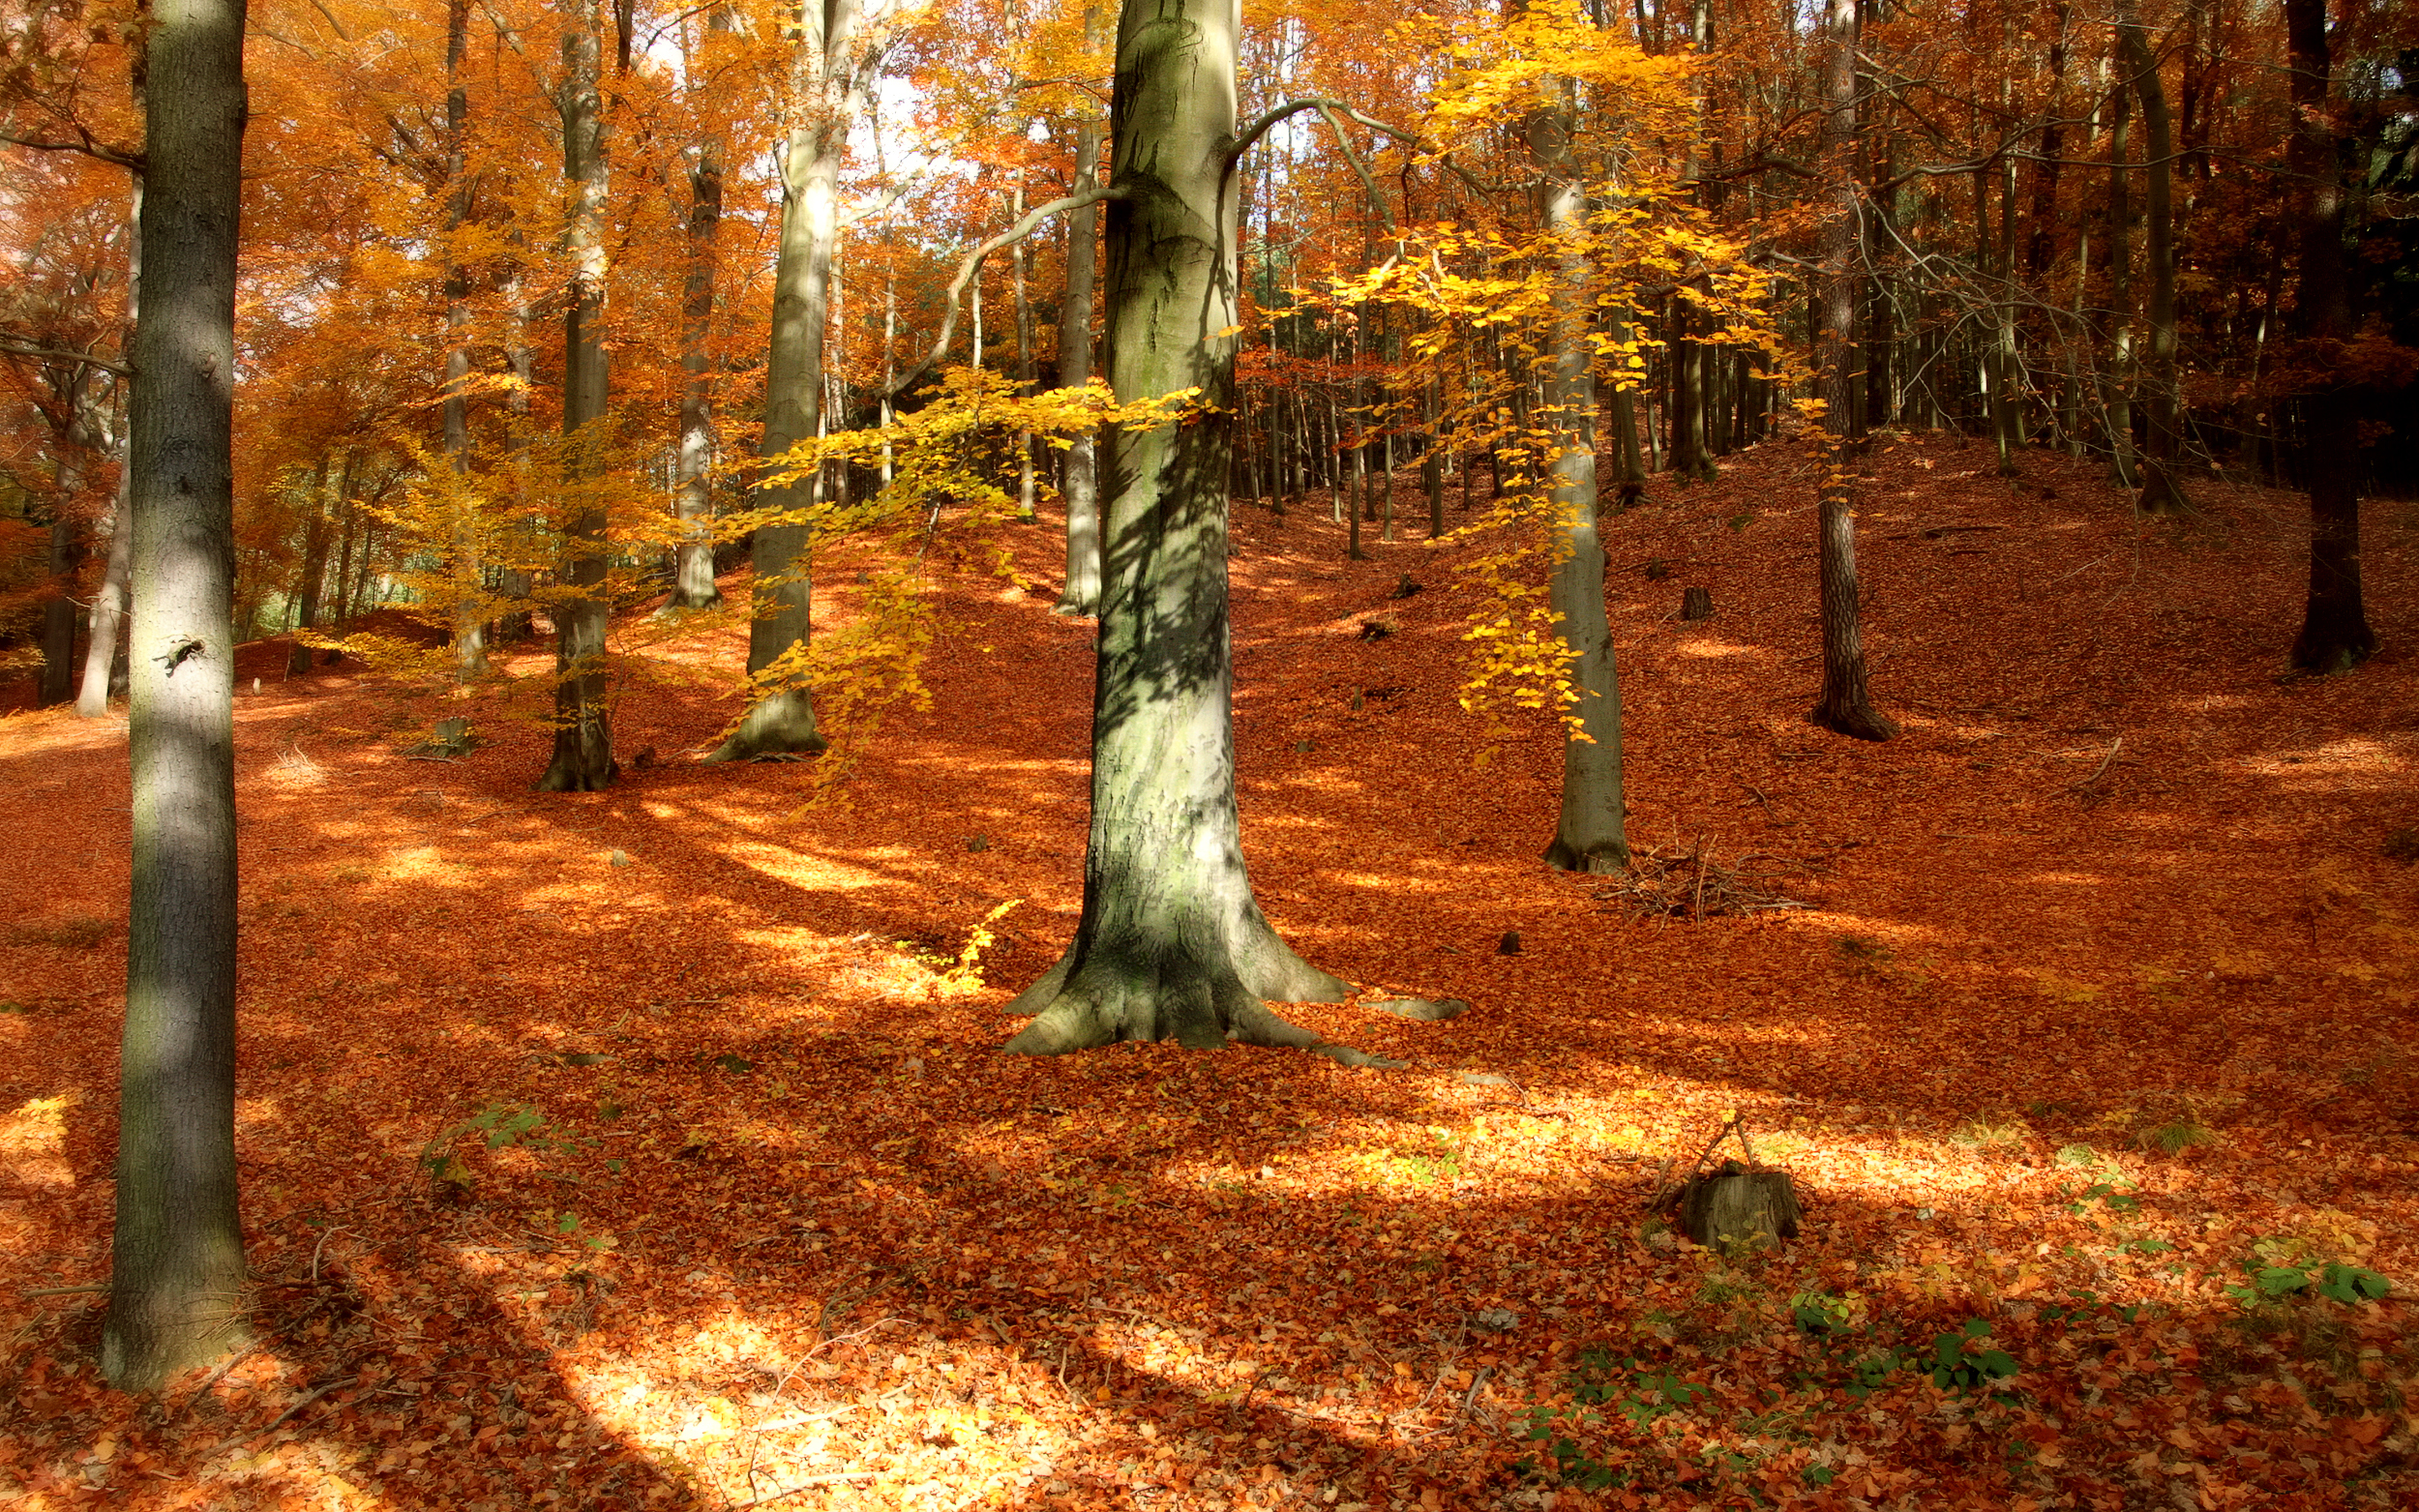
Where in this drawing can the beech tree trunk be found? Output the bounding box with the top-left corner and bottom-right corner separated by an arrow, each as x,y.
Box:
665,6 -> 731,611
442,0 -> 489,678
1052,38 -> 1105,616
708,0 -> 878,762
105,0 -> 249,1393
1809,0 -> 1895,741
2118,14 -> 2190,515
536,7 -> 615,791
2284,0 -> 2374,671
284,459 -> 335,677
1529,96 -> 1628,873
1003,0 -> 1373,1061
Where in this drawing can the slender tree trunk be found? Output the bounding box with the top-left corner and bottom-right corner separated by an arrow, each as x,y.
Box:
536,5 -> 615,790
1054,28 -> 1105,616
1529,96 -> 1629,872
666,6 -> 731,610
2104,61 -> 2138,489
2119,15 -> 2190,514
284,459 -> 334,676
38,386 -> 95,705
105,0 -> 248,1393
2285,0 -> 2374,670
1003,0 -> 1363,1061
76,457 -> 134,716
1809,0 -> 1895,740
710,0 -> 873,760
1011,185 -> 1038,521
441,0 -> 490,676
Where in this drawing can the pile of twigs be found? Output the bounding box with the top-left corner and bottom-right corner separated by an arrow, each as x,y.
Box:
1594,836 -> 1811,922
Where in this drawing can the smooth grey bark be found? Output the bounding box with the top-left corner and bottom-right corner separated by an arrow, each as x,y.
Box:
1052,19 -> 1105,618
665,5 -> 732,612
1004,0 -> 1384,1063
443,0 -> 489,677
76,457 -> 134,715
707,0 -> 881,763
105,0 -> 248,1393
2284,0 -> 2374,672
1527,100 -> 1628,874
1808,0 -> 1895,741
536,8 -> 615,791
2118,15 -> 2189,515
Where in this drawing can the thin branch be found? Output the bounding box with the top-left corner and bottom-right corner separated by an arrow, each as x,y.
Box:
884,183 -> 1126,400
0,341 -> 132,377
0,127 -> 141,171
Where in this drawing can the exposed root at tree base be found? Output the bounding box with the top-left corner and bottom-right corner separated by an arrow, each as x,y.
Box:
1000,955 -> 1405,1068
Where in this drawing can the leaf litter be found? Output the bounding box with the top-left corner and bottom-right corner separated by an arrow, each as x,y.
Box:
0,434 -> 2415,1509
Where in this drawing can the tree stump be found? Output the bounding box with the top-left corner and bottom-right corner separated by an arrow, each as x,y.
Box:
1681,586 -> 1715,621
406,718 -> 480,760
1680,1159 -> 1801,1251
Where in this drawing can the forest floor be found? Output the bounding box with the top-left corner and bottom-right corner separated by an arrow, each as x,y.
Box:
3,432 -> 2417,1512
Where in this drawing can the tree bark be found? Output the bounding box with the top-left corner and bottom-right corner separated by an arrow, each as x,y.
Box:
1809,0 -> 1895,741
1003,0 -> 1371,1062
284,458 -> 335,677
2118,14 -> 2190,514
2104,58 -> 2138,489
1053,32 -> 1105,616
665,5 -> 731,611
2284,0 -> 2374,671
707,0 -> 877,762
105,0 -> 248,1393
1528,97 -> 1629,873
536,6 -> 615,790
442,0 -> 490,676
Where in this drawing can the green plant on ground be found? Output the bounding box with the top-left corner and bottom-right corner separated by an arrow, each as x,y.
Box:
420,1101 -> 582,1200
1515,1347 -> 1710,1491
2225,1256 -> 2392,1309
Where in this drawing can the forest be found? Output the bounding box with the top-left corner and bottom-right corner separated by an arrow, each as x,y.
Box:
1,0 -> 2415,1507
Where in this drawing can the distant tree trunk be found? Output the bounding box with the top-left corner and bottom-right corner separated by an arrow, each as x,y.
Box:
1809,0 -> 1895,741
285,459 -> 335,676
2285,0 -> 2374,671
536,6 -> 615,791
1003,0 -> 1358,1059
38,383 -> 97,705
2103,58 -> 2138,489
1529,94 -> 1629,873
442,0 -> 489,677
1053,28 -> 1105,617
105,0 -> 248,1394
665,6 -> 731,611
2118,14 -> 2190,515
709,0 -> 875,762
76,460 -> 134,716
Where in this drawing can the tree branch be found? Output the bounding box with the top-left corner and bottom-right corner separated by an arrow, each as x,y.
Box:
0,341 -> 132,378
0,127 -> 142,171
884,183 -> 1128,400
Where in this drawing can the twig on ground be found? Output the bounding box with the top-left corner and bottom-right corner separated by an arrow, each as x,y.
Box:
198,1371 -> 355,1459
2065,735 -> 2124,803
19,1283 -> 108,1297
726,1471 -> 878,1508
1595,839 -> 1809,919
174,1342 -> 264,1420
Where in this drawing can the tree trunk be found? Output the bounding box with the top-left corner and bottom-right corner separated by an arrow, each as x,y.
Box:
2285,0 -> 2374,671
2104,60 -> 2138,489
536,6 -> 615,791
1809,0 -> 1895,741
1525,97 -> 1628,874
708,0 -> 871,761
76,459 -> 134,716
1003,0 -> 1368,1062
442,0 -> 490,676
665,5 -> 731,610
105,0 -> 248,1393
285,459 -> 334,677
2118,15 -> 2190,515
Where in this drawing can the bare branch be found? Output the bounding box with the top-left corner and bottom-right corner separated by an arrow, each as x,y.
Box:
0,341 -> 132,377
0,127 -> 142,171
884,183 -> 1128,400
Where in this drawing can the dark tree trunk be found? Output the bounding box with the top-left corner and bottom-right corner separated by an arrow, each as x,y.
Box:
1809,0 -> 1895,741
536,8 -> 616,791
1003,0 -> 1375,1062
2119,13 -> 2190,515
2285,0 -> 2374,671
105,0 -> 249,1393
284,459 -> 334,677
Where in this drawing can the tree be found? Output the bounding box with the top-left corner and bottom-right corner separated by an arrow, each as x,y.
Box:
536,1 -> 616,791
2117,9 -> 2189,516
1050,3 -> 1107,618
2283,0 -> 2374,672
665,3 -> 735,613
1001,0 -> 1376,1061
105,0 -> 248,1392
1807,0 -> 1894,742
707,0 -> 894,764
